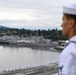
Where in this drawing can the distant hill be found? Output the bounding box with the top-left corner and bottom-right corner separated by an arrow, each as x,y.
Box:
0,25 -> 10,29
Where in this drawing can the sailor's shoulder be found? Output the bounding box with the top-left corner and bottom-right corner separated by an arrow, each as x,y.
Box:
66,42 -> 76,52
59,43 -> 76,63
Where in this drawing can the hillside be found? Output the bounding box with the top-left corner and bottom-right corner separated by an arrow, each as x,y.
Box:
0,25 -> 9,29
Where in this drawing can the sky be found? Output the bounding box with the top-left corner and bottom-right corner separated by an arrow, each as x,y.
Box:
0,0 -> 76,30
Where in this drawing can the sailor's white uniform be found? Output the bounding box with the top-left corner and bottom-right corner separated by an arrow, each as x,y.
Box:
59,3 -> 76,75
59,36 -> 76,75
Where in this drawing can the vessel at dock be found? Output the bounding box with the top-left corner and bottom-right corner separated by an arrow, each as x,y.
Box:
54,40 -> 69,50
16,36 -> 57,48
0,36 -> 57,48
0,35 -> 20,45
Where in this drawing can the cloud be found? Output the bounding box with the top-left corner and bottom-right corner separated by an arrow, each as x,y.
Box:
0,0 -> 76,29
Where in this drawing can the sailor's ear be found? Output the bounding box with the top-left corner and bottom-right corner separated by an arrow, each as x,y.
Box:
69,19 -> 75,27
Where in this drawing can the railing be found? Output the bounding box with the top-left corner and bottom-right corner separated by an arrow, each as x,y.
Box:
0,60 -> 58,75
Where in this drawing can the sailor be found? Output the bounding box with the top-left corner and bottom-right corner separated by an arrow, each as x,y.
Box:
59,3 -> 76,75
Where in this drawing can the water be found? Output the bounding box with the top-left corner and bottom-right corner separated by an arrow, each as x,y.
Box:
0,45 -> 59,70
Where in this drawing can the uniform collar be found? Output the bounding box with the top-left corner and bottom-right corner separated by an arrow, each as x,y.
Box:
69,35 -> 76,42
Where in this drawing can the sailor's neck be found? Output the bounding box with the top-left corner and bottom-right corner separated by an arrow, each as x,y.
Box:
68,34 -> 76,40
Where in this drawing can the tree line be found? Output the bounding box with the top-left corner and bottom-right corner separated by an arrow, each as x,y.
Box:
0,28 -> 68,41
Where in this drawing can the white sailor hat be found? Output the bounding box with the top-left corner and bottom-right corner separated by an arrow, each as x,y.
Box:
63,3 -> 76,15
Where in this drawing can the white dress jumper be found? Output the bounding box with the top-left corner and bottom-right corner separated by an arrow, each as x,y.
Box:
59,36 -> 76,75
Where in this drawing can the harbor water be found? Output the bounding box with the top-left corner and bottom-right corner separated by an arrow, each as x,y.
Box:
0,45 -> 59,70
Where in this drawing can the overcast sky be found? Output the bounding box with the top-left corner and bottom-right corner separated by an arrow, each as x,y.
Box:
0,0 -> 76,30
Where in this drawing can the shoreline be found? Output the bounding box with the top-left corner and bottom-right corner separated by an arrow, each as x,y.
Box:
0,44 -> 62,53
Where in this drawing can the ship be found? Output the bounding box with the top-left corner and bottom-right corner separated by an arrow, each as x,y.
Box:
0,36 -> 57,49
16,36 -> 57,49
54,40 -> 69,50
0,35 -> 20,45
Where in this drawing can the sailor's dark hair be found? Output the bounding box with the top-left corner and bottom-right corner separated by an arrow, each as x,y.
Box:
64,13 -> 76,20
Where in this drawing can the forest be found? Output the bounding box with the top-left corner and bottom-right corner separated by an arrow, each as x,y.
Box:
0,27 -> 68,41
